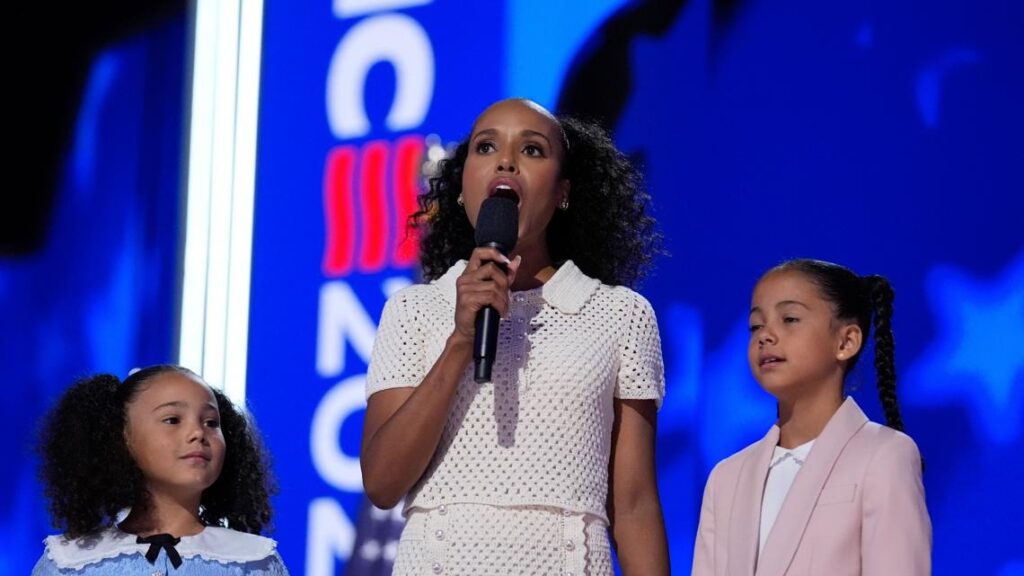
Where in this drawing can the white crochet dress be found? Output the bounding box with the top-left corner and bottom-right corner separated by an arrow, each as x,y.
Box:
366,260 -> 665,576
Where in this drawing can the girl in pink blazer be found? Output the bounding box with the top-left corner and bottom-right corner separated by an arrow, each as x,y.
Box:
692,259 -> 931,576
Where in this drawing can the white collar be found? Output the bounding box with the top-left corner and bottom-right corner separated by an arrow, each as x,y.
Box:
436,259 -> 601,314
44,526 -> 277,569
769,439 -> 816,468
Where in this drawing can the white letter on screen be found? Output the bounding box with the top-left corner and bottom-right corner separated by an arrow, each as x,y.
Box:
311,374 -> 367,491
317,281 -> 377,377
306,497 -> 356,576
326,13 -> 434,139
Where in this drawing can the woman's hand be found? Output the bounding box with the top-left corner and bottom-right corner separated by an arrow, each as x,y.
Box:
452,248 -> 521,343
362,251 -> 519,509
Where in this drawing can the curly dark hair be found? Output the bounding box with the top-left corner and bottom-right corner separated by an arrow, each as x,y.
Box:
411,110 -> 663,288
769,259 -> 906,432
36,364 -> 276,538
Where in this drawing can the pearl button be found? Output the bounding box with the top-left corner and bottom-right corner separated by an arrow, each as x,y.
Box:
565,540 -> 575,551
435,529 -> 445,540
432,561 -> 443,574
438,504 -> 447,515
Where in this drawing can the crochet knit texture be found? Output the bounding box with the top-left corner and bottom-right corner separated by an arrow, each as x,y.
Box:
366,260 -> 665,521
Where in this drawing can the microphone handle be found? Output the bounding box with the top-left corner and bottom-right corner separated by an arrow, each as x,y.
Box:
473,242 -> 508,383
473,305 -> 500,383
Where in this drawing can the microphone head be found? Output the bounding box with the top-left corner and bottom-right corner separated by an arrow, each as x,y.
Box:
474,196 -> 519,252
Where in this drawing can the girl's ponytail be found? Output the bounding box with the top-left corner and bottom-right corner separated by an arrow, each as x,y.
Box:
863,275 -> 904,432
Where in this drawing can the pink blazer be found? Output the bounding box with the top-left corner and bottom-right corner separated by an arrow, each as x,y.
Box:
692,398 -> 931,576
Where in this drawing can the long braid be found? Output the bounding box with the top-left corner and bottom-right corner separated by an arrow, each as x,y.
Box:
863,275 -> 905,432
775,259 -> 910,433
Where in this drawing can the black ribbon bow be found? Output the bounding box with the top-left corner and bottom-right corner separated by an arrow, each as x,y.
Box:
137,533 -> 183,569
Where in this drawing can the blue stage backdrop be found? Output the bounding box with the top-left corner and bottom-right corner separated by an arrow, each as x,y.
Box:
0,14 -> 186,576
249,1 -> 1023,574
2,1 -> 1022,575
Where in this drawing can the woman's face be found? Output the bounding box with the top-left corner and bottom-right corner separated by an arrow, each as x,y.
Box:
461,99 -> 570,254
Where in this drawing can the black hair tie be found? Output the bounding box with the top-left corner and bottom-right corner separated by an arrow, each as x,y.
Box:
137,533 -> 183,569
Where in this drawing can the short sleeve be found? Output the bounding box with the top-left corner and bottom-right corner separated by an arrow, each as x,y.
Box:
251,551 -> 291,575
31,554 -> 60,576
365,290 -> 428,398
614,292 -> 666,408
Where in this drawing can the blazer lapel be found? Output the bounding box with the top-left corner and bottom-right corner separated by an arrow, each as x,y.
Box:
727,426 -> 779,575
754,398 -> 868,576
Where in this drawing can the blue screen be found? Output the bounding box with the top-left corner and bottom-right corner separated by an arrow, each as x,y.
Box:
3,1 -> 1021,575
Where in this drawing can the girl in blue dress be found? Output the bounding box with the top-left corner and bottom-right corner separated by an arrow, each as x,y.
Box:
33,364 -> 289,575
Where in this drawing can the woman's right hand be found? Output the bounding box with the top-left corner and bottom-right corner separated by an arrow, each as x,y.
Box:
362,249 -> 519,509
452,248 -> 521,344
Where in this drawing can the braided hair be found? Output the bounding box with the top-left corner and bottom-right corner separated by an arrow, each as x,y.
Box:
771,259 -> 905,432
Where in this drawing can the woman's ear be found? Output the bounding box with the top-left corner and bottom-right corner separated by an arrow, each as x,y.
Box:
836,324 -> 863,360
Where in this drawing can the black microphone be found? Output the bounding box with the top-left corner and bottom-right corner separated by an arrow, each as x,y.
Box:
472,196 -> 519,383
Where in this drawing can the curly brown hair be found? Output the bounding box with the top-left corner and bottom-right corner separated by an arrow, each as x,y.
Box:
411,108 -> 663,288
36,364 -> 276,537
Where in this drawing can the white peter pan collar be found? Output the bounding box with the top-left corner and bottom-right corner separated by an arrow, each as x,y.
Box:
437,259 -> 600,314
44,526 -> 277,569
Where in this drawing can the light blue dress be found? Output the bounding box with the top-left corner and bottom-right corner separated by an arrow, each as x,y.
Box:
32,526 -> 289,575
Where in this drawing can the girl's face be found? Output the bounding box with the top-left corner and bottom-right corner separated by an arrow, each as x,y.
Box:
747,270 -> 861,399
124,372 -> 226,500
461,99 -> 570,253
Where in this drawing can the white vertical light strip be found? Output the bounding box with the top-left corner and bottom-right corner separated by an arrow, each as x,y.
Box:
223,0 -> 264,403
179,0 -> 219,376
203,0 -> 241,392
180,0 -> 263,405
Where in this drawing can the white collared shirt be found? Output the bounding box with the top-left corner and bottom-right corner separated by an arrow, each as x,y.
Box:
759,439 -> 816,554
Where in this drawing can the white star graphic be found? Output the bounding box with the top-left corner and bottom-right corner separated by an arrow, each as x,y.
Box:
905,250 -> 1024,445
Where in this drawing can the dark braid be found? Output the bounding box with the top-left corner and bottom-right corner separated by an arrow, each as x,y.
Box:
771,259 -> 908,432
863,275 -> 904,432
